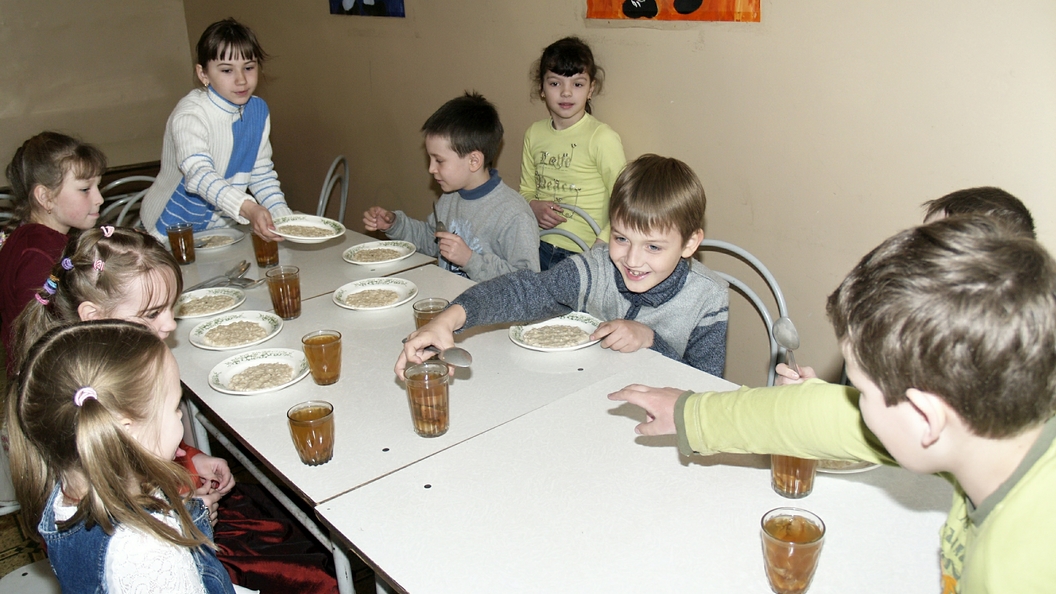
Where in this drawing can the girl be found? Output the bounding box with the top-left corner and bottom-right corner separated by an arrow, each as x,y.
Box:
520,37 -> 627,270
6,320 -> 237,593
0,131 -> 107,358
140,18 -> 292,243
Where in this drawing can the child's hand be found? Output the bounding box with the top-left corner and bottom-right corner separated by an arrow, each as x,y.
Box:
194,483 -> 222,526
363,206 -> 395,231
436,231 -> 472,267
607,384 -> 685,436
240,201 -> 284,241
529,200 -> 567,230
774,363 -> 818,386
591,319 -> 654,353
190,452 -> 235,496
395,306 -> 466,380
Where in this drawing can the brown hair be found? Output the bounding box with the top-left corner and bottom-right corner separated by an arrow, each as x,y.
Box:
827,216 -> 1056,438
6,320 -> 208,547
4,132 -> 107,230
531,36 -> 604,114
196,18 -> 268,70
421,92 -> 504,168
609,154 -> 705,244
922,186 -> 1035,239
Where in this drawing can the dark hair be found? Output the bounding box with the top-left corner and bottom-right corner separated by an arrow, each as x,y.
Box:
827,216 -> 1056,438
421,92 -> 504,168
196,18 -> 268,70
922,186 -> 1035,239
531,37 -> 604,114
4,132 -> 107,229
609,154 -> 705,243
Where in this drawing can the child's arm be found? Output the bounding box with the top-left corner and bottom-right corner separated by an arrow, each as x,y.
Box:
591,319 -> 654,353
379,210 -> 440,257
460,208 -> 541,280
396,304 -> 467,379
245,115 -> 292,219
363,206 -> 396,231
520,131 -> 567,229
660,318 -> 727,377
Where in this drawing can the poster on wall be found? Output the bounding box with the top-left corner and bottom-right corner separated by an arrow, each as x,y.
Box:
587,0 -> 759,22
329,0 -> 405,17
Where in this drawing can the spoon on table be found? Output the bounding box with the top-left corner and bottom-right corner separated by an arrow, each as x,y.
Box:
401,337 -> 473,368
772,316 -> 802,375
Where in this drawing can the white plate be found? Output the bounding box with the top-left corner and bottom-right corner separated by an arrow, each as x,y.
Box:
208,348 -> 310,395
272,214 -> 346,244
194,228 -> 245,251
342,240 -> 416,266
333,277 -> 419,310
175,288 -> 247,319
509,312 -> 603,352
189,311 -> 283,351
816,460 -> 880,474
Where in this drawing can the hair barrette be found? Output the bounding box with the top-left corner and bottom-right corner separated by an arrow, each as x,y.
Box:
43,275 -> 58,295
73,387 -> 98,407
93,260 -> 105,271
61,258 -> 74,270
34,294 -> 49,306
101,226 -> 114,238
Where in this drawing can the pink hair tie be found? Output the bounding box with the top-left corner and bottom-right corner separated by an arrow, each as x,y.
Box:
34,294 -> 49,306
101,226 -> 114,238
93,260 -> 105,271
73,387 -> 98,407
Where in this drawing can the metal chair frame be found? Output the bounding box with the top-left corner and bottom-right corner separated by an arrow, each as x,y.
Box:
539,203 -> 602,252
100,175 -> 155,228
317,156 -> 349,223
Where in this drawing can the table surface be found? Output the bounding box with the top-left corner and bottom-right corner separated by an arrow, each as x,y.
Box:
316,356 -> 953,594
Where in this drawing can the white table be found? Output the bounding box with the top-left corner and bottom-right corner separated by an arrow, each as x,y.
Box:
317,357 -> 952,593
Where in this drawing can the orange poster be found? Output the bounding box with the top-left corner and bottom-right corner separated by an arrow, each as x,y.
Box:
587,0 -> 760,22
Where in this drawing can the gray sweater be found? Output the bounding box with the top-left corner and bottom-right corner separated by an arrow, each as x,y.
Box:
453,244 -> 729,376
386,171 -> 539,281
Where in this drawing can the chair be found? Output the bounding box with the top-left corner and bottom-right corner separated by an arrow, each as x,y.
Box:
0,193 -> 14,225
696,239 -> 789,387
317,156 -> 348,223
99,175 -> 155,228
539,203 -> 602,252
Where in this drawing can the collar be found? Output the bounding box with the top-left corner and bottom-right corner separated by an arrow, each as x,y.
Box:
205,86 -> 243,115
457,169 -> 501,201
968,414 -> 1056,524
614,257 -> 690,317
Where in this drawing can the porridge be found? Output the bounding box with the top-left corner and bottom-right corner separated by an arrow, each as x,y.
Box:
198,235 -> 235,248
204,321 -> 268,347
228,363 -> 293,391
522,324 -> 589,348
353,247 -> 402,262
345,289 -> 400,308
278,224 -> 332,238
179,294 -> 236,317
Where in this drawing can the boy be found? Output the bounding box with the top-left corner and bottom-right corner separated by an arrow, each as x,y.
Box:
397,154 -> 729,378
922,186 -> 1035,238
363,92 -> 539,281
610,216 -> 1056,594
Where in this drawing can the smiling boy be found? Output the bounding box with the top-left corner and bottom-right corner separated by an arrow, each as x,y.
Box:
610,216 -> 1056,593
397,154 -> 729,378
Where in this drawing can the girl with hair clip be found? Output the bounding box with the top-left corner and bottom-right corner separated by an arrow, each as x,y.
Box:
6,320 -> 241,593
520,36 -> 626,270
0,131 -> 107,357
11,226 -> 339,593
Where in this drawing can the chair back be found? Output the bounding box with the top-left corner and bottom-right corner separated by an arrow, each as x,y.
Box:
0,193 -> 14,225
317,156 -> 349,223
100,175 -> 155,228
539,203 -> 602,253
696,239 -> 788,386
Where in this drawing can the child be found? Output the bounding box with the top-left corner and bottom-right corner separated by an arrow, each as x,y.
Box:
140,18 -> 292,242
0,132 -> 107,360
363,92 -> 539,281
609,216 -> 1056,593
7,321 -> 238,593
521,37 -> 627,270
398,154 -> 729,378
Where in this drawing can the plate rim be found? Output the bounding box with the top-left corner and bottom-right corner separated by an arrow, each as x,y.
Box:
175,287 -> 247,319
189,310 -> 283,351
193,228 -> 245,251
208,347 -> 309,395
272,214 -> 346,243
816,460 -> 880,474
509,312 -> 604,352
342,240 -> 416,265
332,277 -> 419,310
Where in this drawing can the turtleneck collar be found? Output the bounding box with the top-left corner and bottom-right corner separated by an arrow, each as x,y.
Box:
614,257 -> 691,320
205,85 -> 243,115
457,169 -> 501,201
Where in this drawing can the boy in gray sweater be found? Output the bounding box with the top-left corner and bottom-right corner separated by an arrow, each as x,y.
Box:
363,92 -> 539,280
396,154 -> 729,377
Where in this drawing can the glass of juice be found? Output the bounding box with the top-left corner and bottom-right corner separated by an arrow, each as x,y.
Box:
166,223 -> 195,264
266,265 -> 301,320
302,330 -> 342,385
412,298 -> 449,329
287,401 -> 335,466
771,455 -> 818,499
760,507 -> 825,594
251,232 -> 279,267
404,360 -> 450,437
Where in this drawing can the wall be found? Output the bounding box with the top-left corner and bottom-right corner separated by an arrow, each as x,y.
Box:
0,0 -> 193,182
179,0 -> 1056,387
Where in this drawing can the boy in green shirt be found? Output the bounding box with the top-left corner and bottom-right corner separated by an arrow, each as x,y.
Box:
610,215 -> 1056,594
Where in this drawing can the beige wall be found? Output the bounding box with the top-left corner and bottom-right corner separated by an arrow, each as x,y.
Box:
0,0 -> 193,181
176,1 -> 1052,386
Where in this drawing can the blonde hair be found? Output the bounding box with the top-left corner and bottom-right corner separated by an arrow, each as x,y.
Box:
10,227 -> 182,373
609,154 -> 706,243
6,320 -> 209,547
3,132 -> 107,230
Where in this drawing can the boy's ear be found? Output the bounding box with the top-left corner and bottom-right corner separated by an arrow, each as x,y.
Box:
680,229 -> 704,258
77,301 -> 105,322
905,388 -> 948,448
467,150 -> 485,173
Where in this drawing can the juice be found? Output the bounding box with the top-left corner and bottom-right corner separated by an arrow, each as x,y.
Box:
405,362 -> 449,437
266,266 -> 301,319
302,331 -> 342,385
251,232 -> 279,267
771,455 -> 817,498
287,401 -> 334,465
761,509 -> 825,594
413,298 -> 449,329
166,223 -> 195,264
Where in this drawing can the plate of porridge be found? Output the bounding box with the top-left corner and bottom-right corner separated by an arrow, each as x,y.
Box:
816,460 -> 880,474
175,288 -> 246,319
509,312 -> 603,352
194,228 -> 245,251
272,214 -> 345,244
189,311 -> 283,351
342,240 -> 416,266
208,348 -> 310,395
333,277 -> 418,310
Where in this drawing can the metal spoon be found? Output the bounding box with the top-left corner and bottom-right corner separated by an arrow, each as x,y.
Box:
772,316 -> 802,375
433,201 -> 447,235
401,338 -> 472,368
